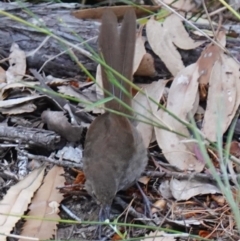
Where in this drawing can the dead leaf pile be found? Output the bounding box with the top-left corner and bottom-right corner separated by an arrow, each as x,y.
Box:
0,166 -> 65,241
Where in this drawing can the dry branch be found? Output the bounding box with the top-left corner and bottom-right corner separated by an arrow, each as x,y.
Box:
0,125 -> 62,150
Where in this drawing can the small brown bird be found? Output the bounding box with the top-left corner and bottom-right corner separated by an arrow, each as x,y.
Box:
83,9 -> 148,220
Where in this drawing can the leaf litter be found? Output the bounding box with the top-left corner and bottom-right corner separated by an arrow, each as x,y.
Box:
146,15 -> 205,76
0,1 -> 240,241
0,166 -> 45,241
20,166 -> 65,240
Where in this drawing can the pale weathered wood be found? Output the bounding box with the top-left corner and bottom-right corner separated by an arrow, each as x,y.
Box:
0,2 -> 100,78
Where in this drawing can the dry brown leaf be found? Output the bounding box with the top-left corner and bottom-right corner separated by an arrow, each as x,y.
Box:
135,53 -> 156,77
0,166 -> 45,241
73,170 -> 86,186
198,31 -> 226,86
112,233 -> 123,241
199,230 -> 212,238
151,199 -> 166,214
138,176 -> 150,185
0,66 -> 6,83
72,5 -> 161,20
146,15 -> 204,76
230,141 -> 240,158
6,43 -> 26,83
211,194 -> 225,206
201,54 -> 240,142
133,80 -> 168,148
41,110 -> 83,142
154,63 -> 204,172
20,166 -> 65,241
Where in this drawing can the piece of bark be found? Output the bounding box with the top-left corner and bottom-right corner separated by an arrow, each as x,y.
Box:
0,125 -> 63,150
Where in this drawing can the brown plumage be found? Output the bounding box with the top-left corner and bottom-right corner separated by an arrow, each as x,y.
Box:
83,9 -> 148,220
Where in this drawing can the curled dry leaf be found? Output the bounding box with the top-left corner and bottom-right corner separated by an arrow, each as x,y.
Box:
135,53 -> 156,77
146,17 -> 183,77
0,166 -> 45,241
20,166 -> 65,240
0,95 -> 63,115
146,15 -> 204,76
1,82 -> 39,100
41,110 -> 83,142
164,15 -> 204,51
6,43 -> 26,83
0,95 -> 40,110
0,102 -> 36,115
170,178 -> 220,201
155,63 -> 204,172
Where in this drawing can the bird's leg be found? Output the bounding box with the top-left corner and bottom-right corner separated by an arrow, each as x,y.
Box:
94,209 -> 103,239
136,182 -> 152,218
95,205 -> 111,239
